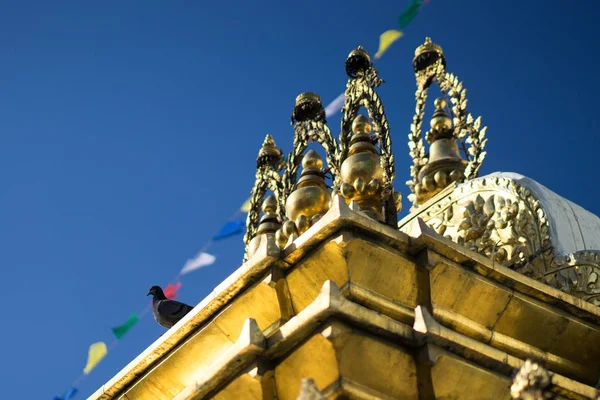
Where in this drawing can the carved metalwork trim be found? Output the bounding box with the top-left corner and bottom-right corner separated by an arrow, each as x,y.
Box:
544,250 -> 600,306
406,174 -> 600,306
407,86 -> 429,204
284,119 -> 338,196
406,176 -> 552,278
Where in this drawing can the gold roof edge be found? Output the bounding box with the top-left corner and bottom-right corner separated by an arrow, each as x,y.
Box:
89,236 -> 280,400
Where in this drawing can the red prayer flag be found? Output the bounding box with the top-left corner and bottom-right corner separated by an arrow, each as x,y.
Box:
164,282 -> 182,299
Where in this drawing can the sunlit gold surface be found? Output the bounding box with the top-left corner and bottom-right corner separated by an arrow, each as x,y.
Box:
92,196 -> 600,400
284,150 -> 331,236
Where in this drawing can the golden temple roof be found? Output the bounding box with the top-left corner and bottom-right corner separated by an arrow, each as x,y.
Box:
91,38 -> 600,400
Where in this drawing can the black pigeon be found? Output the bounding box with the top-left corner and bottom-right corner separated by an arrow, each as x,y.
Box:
147,285 -> 194,329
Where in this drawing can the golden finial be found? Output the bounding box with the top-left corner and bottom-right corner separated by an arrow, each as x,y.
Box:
247,195 -> 281,258
340,115 -> 385,221
351,114 -> 372,135
414,37 -> 443,58
413,97 -> 466,204
295,92 -> 321,107
261,195 -> 277,215
258,134 -> 279,158
429,98 -> 453,138
347,46 -> 371,63
408,37 -> 487,207
345,46 -> 373,79
299,149 -> 323,176
413,37 -> 446,76
257,134 -> 284,170
292,92 -> 326,124
280,150 -> 331,241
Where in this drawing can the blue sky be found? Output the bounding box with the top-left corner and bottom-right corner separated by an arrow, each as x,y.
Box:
0,1 -> 598,398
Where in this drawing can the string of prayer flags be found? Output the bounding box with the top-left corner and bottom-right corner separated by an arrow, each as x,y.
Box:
180,251 -> 216,275
53,387 -> 78,400
83,342 -> 107,374
53,4 -> 435,394
240,197 -> 252,213
398,0 -> 423,29
164,282 -> 182,299
111,313 -> 139,339
324,93 -> 346,118
375,30 -> 404,60
212,218 -> 245,241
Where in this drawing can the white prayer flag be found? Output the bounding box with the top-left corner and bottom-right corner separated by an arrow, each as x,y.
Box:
180,251 -> 216,275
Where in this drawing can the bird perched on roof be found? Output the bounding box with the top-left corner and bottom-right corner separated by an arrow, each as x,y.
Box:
147,285 -> 194,328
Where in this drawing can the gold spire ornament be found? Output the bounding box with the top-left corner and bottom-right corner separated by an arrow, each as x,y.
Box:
246,195 -> 282,258
339,115 -> 387,221
286,92 -> 338,195
340,46 -> 398,226
244,46 -> 400,258
277,150 -> 331,245
407,37 -> 488,206
243,134 -> 285,260
414,98 -> 467,203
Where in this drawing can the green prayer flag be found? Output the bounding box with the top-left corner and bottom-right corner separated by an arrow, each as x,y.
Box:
111,313 -> 139,339
398,0 -> 423,29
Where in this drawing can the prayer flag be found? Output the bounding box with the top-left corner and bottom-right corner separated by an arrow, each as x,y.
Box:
324,92 -> 346,118
83,342 -> 107,374
240,198 -> 252,213
398,0 -> 423,29
212,219 -> 245,241
164,282 -> 182,299
54,387 -> 78,400
180,252 -> 216,275
374,30 -> 404,59
111,313 -> 139,339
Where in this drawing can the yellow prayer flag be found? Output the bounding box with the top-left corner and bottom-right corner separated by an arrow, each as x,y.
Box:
374,30 -> 404,60
240,197 -> 252,213
83,342 -> 108,374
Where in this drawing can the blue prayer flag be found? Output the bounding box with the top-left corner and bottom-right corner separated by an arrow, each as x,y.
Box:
54,387 -> 78,400
212,219 -> 245,241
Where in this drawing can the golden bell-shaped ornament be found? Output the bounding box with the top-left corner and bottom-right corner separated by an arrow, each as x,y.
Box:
416,98 -> 466,204
340,115 -> 385,221
284,150 -> 331,235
